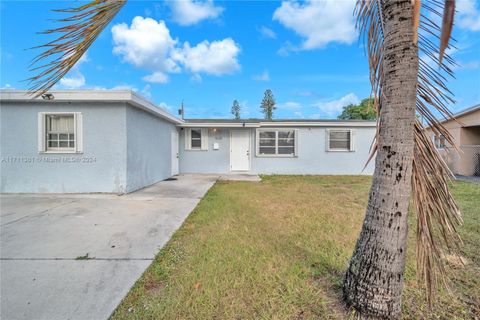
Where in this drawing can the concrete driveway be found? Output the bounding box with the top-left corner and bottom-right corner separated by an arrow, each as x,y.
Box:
0,174 -> 218,320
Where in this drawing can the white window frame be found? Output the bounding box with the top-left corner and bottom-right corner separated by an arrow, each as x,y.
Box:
433,134 -> 446,150
256,129 -> 298,157
184,128 -> 209,151
38,112 -> 83,154
326,129 -> 355,152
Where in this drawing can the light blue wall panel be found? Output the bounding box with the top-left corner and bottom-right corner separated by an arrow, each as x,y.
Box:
179,127 -> 375,175
179,128 -> 231,173
1,102 -> 127,193
125,105 -> 176,192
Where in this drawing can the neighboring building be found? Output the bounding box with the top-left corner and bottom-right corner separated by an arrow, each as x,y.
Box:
426,104 -> 480,177
0,90 -> 376,194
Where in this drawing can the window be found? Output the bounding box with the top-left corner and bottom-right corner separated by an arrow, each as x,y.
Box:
38,112 -> 83,153
185,128 -> 208,150
257,129 -> 297,156
191,129 -> 202,149
433,134 -> 446,149
46,114 -> 75,151
327,129 -> 354,151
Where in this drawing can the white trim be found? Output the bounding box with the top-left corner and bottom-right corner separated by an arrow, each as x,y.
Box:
180,121 -> 375,128
38,112 -> 84,154
75,112 -> 83,153
230,130 -> 251,171
201,128 -> 209,151
326,129 -> 355,152
258,121 -> 375,127
182,122 -> 260,128
184,128 -> 209,151
37,113 -> 46,152
255,128 -> 298,157
1,90 -> 183,125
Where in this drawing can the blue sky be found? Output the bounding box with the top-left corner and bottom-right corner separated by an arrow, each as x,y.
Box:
1,0 -> 479,119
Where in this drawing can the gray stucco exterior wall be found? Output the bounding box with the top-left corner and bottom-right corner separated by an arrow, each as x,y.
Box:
125,105 -> 177,193
179,127 -> 375,175
1,102 -> 128,193
179,128 -> 231,173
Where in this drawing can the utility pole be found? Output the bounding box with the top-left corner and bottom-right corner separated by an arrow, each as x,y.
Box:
178,100 -> 185,120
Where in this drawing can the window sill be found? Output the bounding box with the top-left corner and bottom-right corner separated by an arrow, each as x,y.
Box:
256,154 -> 297,158
185,149 -> 209,152
40,150 -> 83,154
326,149 -> 355,152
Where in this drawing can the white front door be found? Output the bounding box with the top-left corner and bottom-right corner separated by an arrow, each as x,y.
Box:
171,129 -> 179,175
230,130 -> 250,171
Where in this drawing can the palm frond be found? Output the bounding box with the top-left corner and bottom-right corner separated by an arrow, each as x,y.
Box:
439,0 -> 455,65
357,0 -> 462,305
26,0 -> 126,97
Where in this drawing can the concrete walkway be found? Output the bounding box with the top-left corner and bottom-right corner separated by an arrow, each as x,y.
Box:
0,174 -> 218,320
455,175 -> 480,184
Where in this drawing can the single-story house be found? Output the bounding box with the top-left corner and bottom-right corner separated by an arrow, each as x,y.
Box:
426,104 -> 480,176
0,90 -> 376,194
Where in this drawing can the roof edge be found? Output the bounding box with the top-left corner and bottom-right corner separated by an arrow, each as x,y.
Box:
180,120 -> 376,128
0,90 -> 183,125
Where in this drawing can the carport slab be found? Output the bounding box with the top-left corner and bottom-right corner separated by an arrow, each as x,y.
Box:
1,174 -> 218,320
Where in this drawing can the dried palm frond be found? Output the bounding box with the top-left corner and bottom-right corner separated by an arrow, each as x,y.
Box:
357,0 -> 462,305
439,0 -> 455,65
27,0 -> 126,97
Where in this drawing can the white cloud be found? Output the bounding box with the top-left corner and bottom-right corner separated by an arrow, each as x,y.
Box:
190,74 -> 203,83
112,17 -> 180,80
457,0 -> 480,31
179,38 -> 240,75
111,84 -> 137,91
59,72 -> 86,89
141,84 -> 152,98
278,101 -> 302,109
259,26 -> 277,39
252,70 -> 270,81
142,72 -> 169,83
294,90 -> 314,97
169,0 -> 223,26
273,0 -> 356,50
112,17 -> 240,82
159,102 -> 176,112
294,111 -> 304,118
1,84 -> 13,89
312,93 -> 359,117
59,52 -> 89,89
457,60 -> 480,70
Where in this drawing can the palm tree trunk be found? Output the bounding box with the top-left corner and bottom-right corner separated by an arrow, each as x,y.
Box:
343,0 -> 418,318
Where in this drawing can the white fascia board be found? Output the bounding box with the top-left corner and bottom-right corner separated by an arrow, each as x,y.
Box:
258,121 -> 376,127
129,92 -> 183,124
179,123 -> 260,128
179,121 -> 376,128
0,90 -> 183,125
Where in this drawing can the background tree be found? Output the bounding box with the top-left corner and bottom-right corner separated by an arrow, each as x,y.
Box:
343,0 -> 461,318
338,98 -> 376,120
231,99 -> 241,119
260,89 -> 276,120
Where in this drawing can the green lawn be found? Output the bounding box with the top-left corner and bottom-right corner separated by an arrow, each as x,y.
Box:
111,176 -> 479,320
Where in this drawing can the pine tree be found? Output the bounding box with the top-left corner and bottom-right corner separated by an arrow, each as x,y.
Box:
260,89 -> 276,120
231,100 -> 241,119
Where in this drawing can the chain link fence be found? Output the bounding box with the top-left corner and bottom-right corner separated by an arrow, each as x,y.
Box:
460,145 -> 480,177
